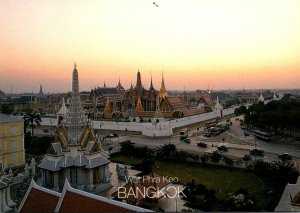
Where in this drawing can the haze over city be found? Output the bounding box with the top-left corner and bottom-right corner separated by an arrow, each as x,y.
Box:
1,0 -> 300,93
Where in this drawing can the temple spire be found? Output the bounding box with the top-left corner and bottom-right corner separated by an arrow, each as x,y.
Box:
38,84 -> 44,96
149,72 -> 154,90
159,72 -> 167,99
136,70 -> 143,95
258,92 -> 264,102
130,81 -> 133,90
117,77 -> 123,90
72,63 -> 79,93
136,70 -> 142,88
215,96 -> 223,111
65,64 -> 87,144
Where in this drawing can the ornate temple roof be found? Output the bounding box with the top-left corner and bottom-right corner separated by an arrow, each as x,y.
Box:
90,87 -> 124,106
56,98 -> 69,116
18,179 -> 61,213
18,179 -> 152,213
199,95 -> 214,106
38,64 -> 110,172
160,96 -> 187,111
258,92 -> 265,102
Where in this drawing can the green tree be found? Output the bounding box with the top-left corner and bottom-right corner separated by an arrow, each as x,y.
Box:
210,151 -> 222,163
140,158 -> 155,174
200,154 -> 210,164
156,144 -> 177,160
23,110 -> 42,145
1,104 -> 14,114
223,156 -> 234,167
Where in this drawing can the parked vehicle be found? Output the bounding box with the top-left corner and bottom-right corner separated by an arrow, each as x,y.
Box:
119,140 -> 135,146
249,148 -> 265,156
244,132 -> 250,136
197,142 -> 207,148
243,154 -> 251,161
253,130 -> 270,141
278,153 -> 292,160
218,145 -> 228,152
183,138 -> 191,143
204,132 -> 212,137
180,128 -> 188,139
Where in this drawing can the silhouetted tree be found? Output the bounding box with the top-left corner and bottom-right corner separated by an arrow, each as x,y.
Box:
23,110 -> 42,145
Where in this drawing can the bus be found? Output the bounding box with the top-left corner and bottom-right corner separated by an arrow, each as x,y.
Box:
253,130 -> 270,141
179,128 -> 188,139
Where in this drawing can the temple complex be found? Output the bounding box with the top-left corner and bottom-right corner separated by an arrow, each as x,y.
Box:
38,64 -> 111,193
123,71 -> 158,112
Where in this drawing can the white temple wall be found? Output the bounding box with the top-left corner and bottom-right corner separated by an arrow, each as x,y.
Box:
39,106 -> 239,137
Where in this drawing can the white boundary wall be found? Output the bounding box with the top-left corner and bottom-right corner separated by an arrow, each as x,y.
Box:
39,106 -> 238,137
22,99 -> 281,137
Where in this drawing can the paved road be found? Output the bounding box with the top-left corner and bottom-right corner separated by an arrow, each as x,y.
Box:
108,115 -> 300,163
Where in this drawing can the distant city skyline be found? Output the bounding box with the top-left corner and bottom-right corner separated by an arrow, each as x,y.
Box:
1,0 -> 300,93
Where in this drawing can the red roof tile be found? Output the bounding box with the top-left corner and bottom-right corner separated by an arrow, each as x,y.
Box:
19,181 -> 60,213
58,190 -> 131,212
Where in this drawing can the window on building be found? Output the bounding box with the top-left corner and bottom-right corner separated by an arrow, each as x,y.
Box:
11,127 -> 17,135
11,141 -> 18,162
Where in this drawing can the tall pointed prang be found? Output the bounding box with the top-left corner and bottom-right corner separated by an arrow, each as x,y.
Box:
65,63 -> 87,144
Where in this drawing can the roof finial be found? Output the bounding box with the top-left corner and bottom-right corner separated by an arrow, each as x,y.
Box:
150,71 -> 154,90
159,71 -> 167,98
74,62 -> 76,68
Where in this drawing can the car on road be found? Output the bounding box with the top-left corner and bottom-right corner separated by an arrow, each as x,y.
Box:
197,142 -> 207,148
249,148 -> 265,156
204,132 -> 212,137
242,154 -> 251,161
244,132 -> 250,136
217,145 -> 228,152
183,138 -> 191,143
278,153 -> 292,161
119,140 -> 135,146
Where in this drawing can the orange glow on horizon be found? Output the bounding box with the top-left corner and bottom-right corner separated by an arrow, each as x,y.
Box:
1,0 -> 300,93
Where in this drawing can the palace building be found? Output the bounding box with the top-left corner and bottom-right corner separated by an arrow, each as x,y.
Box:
78,69 -> 213,121
123,71 -> 158,112
0,115 -> 25,168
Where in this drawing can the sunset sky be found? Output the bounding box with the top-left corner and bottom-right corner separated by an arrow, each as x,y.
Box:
1,0 -> 300,93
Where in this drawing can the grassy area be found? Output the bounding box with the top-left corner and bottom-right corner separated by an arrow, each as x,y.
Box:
110,153 -> 275,210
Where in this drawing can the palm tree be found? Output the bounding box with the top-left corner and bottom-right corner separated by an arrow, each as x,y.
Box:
23,110 -> 42,145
